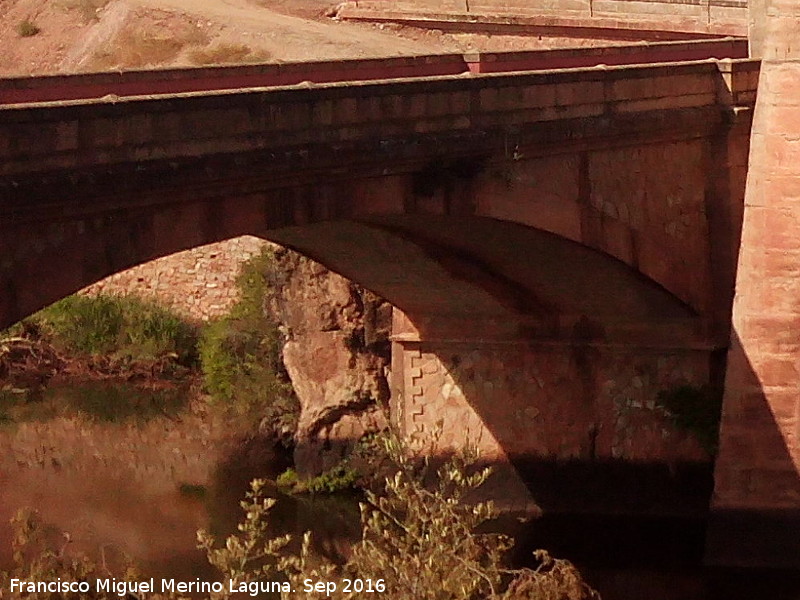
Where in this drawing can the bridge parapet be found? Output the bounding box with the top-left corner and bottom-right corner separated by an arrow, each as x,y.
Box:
337,0 -> 748,38
715,57 -> 761,106
0,57 -> 758,343
0,59 -> 757,183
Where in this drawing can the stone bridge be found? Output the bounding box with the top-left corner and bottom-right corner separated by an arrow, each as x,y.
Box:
0,37 -> 786,566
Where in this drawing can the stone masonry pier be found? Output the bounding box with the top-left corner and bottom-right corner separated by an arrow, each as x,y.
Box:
707,0 -> 800,570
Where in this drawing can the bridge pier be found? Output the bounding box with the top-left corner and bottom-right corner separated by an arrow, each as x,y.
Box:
709,0 -> 800,568
389,310 -> 714,515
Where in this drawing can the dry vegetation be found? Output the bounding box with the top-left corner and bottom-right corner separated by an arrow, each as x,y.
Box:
85,22 -> 272,70
186,42 -> 272,66
88,22 -> 210,69
16,19 -> 41,36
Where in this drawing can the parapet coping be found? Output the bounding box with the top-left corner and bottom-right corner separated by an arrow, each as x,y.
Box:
0,57 -> 757,112
0,38 -> 747,106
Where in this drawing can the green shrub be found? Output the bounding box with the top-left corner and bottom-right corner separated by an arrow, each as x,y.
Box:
275,468 -> 299,490
656,384 -> 723,456
198,315 -> 283,400
33,295 -> 197,364
276,464 -> 360,495
198,248 -> 298,435
198,247 -> 282,402
17,20 -> 40,37
198,317 -> 294,423
198,318 -> 247,401
304,463 -> 359,495
209,245 -> 275,327
37,295 -> 123,355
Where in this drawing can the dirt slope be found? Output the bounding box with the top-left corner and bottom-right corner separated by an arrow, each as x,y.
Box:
0,0 -> 619,76
0,0 -> 438,76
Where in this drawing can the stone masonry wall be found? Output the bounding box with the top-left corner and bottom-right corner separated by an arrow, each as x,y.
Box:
395,340 -> 710,464
390,325 -> 713,513
81,236 -> 268,321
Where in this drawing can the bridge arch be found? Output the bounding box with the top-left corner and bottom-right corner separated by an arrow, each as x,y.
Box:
1,173 -> 701,340
1,73 -> 735,510
1,177 -> 715,511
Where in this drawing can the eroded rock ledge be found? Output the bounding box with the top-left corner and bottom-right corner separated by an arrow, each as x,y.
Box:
264,247 -> 393,475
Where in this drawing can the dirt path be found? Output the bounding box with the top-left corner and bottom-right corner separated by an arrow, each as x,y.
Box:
59,0 -> 133,70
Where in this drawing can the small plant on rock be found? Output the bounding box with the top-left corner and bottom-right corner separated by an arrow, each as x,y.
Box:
276,464 -> 360,495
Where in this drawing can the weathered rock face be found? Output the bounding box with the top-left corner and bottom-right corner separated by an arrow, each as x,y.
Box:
264,248 -> 393,475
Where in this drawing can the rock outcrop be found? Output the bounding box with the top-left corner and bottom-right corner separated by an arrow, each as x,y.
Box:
264,248 -> 392,475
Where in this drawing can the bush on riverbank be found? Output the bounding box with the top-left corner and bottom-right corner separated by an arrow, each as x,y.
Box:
33,294 -> 198,365
2,248 -> 299,437
1,297 -> 197,421
201,434 -> 601,600
198,247 -> 298,439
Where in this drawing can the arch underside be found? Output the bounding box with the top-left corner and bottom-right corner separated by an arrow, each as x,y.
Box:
1,203 -> 700,349
273,215 -> 700,346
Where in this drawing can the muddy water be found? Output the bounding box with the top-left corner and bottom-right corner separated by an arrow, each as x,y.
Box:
0,382 -> 358,580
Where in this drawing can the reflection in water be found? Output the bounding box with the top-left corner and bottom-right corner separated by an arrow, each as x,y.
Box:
207,434 -> 360,566
0,382 -> 359,582
1,380 -> 189,425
